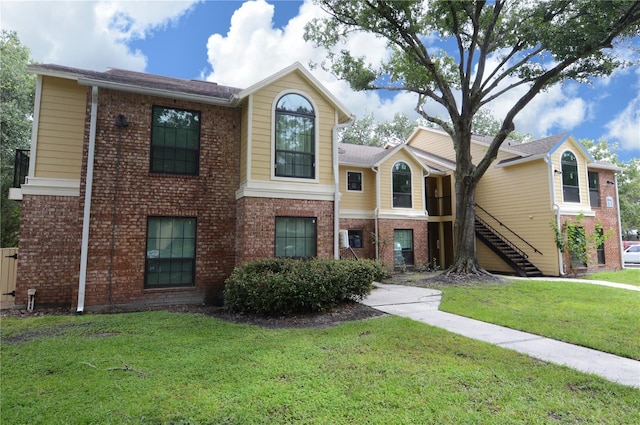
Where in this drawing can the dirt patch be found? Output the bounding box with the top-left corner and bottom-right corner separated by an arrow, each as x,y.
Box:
382,270 -> 510,287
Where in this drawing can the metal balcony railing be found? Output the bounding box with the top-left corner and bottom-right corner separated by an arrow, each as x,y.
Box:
13,149 -> 29,188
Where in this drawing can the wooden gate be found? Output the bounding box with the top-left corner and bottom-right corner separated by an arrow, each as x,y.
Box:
1,248 -> 18,309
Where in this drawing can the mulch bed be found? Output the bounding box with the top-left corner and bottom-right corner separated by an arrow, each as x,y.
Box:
0,271 -> 509,328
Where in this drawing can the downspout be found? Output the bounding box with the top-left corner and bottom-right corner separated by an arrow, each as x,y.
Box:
548,153 -> 565,276
614,175 -> 624,269
332,118 -> 354,259
372,165 -> 380,260
77,86 -> 99,314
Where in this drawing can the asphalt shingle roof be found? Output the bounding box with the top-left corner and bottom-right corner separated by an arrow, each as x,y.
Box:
30,64 -> 241,100
338,143 -> 391,166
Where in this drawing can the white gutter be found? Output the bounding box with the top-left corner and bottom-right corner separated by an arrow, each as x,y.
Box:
77,86 -> 98,313
614,175 -> 625,270
548,154 -> 565,276
333,118 -> 354,259
372,165 -> 380,260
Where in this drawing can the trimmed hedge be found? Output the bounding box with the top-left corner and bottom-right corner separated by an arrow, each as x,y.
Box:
223,258 -> 386,316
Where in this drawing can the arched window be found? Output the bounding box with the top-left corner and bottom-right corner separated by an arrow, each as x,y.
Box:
274,93 -> 315,179
561,151 -> 580,202
392,162 -> 412,208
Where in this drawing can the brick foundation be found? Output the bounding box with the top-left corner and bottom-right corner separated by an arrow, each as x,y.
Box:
338,218 -> 376,260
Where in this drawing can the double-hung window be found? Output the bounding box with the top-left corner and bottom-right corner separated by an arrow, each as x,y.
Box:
145,217 -> 196,288
275,94 -> 315,179
588,171 -> 600,207
275,217 -> 317,258
392,162 -> 412,208
151,106 -> 200,175
561,151 -> 580,203
347,171 -> 362,191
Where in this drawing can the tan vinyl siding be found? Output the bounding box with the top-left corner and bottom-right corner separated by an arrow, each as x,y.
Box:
239,102 -> 249,184
339,166 -> 376,211
379,150 -> 425,213
249,71 -> 335,184
34,77 -> 86,180
475,158 -> 558,275
408,130 -> 456,161
550,139 -> 591,209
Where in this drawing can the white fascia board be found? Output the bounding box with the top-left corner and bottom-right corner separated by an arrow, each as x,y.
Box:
495,153 -> 547,168
236,180 -> 335,201
19,178 -> 80,197
557,206 -> 596,217
378,210 -> 429,220
8,188 -> 23,201
339,210 -> 376,220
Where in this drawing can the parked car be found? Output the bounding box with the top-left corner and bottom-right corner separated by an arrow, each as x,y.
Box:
622,240 -> 640,249
623,244 -> 640,263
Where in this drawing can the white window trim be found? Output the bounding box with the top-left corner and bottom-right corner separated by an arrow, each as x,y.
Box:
270,89 -> 320,183
391,160 -> 414,209
560,149 -> 581,204
346,170 -> 363,192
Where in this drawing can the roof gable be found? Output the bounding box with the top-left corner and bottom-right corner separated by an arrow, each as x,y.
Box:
235,62 -> 352,123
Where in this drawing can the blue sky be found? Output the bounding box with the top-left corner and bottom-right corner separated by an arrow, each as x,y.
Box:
2,0 -> 639,162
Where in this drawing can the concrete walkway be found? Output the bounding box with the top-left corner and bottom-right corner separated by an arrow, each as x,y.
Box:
361,282 -> 640,388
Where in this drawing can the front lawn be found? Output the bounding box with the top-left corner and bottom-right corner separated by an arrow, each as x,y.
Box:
438,280 -> 640,360
584,268 -> 640,286
2,312 -> 638,424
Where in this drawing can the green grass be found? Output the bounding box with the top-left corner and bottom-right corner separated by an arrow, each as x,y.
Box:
1,312 -> 638,424
438,280 -> 640,360
583,268 -> 640,286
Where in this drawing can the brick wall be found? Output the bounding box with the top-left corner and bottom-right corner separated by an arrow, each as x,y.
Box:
75,88 -> 241,309
236,197 -> 335,264
377,218 -> 428,269
15,195 -> 81,308
338,218 -> 376,260
559,169 -> 622,274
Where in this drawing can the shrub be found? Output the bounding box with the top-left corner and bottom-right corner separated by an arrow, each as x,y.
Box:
223,258 -> 385,316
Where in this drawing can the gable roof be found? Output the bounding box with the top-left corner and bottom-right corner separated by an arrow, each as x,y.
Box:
235,62 -> 352,124
28,64 -> 241,106
496,133 -> 597,167
338,143 -> 389,166
338,143 -> 440,174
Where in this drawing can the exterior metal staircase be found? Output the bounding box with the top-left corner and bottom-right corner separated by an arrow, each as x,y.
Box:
475,216 -> 543,277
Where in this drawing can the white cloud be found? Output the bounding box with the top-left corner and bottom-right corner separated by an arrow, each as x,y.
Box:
204,0 -> 407,122
0,0 -> 200,71
604,96 -> 640,153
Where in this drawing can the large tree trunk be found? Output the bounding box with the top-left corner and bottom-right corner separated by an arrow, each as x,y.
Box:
445,130 -> 488,276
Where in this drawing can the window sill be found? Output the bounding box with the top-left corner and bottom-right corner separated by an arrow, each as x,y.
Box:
144,286 -> 197,293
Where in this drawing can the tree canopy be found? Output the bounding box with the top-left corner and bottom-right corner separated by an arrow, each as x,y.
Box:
580,138 -> 640,236
1,30 -> 36,247
306,0 -> 640,274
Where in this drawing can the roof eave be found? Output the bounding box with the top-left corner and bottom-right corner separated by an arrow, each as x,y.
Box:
588,162 -> 624,171
77,77 -> 235,107
495,153 -> 548,168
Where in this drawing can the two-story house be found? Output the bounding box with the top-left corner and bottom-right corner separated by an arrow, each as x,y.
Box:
9,63 -> 623,311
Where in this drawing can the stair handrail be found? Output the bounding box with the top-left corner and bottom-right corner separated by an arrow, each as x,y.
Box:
475,204 -> 542,255
475,216 -> 530,263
